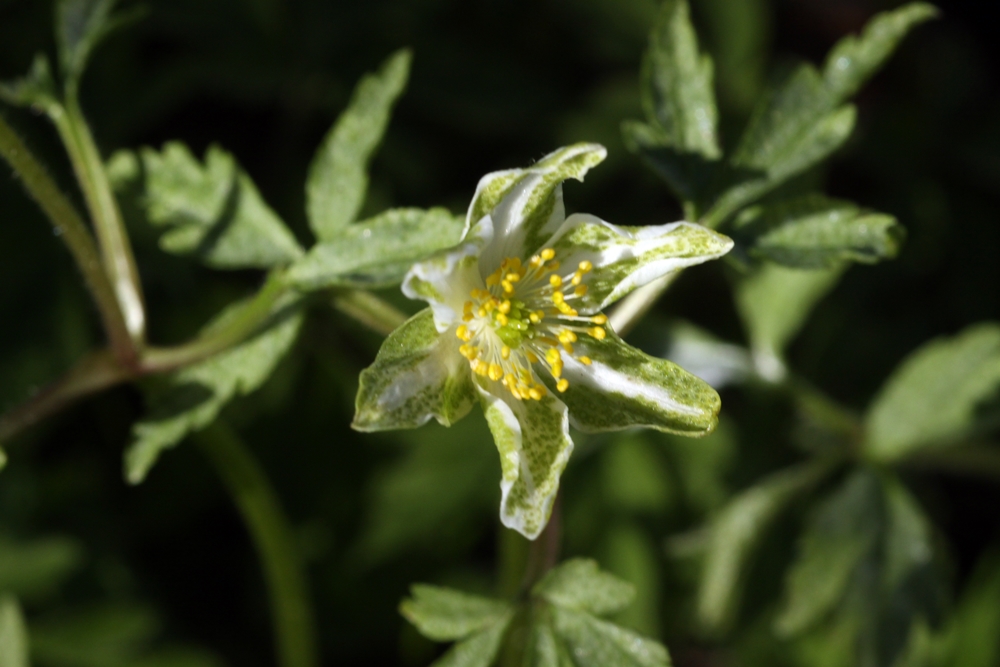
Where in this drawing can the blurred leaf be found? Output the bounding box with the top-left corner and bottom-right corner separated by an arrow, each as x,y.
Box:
0,596 -> 28,667
662,417 -> 736,515
697,0 -> 771,113
109,144 -> 304,269
775,470 -> 881,636
429,619 -> 511,667
126,295 -> 304,484
354,418 -> 495,564
534,559 -> 636,617
625,0 -> 720,211
56,0 -> 142,92
30,603 -> 158,667
287,208 -> 463,290
697,459 -> 834,632
822,3 -> 939,101
0,55 -> 60,113
864,323 -> 1000,462
936,550 -> 1000,667
601,434 -> 672,514
733,195 -> 904,268
0,448 -> 6,473
602,524 -> 662,636
400,585 -> 512,642
706,65 -> 856,226
662,321 -> 753,389
0,535 -> 83,602
734,264 -> 844,380
548,606 -> 670,667
306,49 -> 412,242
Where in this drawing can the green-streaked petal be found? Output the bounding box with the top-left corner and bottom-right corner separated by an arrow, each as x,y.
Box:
477,384 -> 573,540
402,217 -> 492,331
551,330 -> 720,436
467,144 -> 607,270
354,310 -> 476,431
547,215 -> 732,312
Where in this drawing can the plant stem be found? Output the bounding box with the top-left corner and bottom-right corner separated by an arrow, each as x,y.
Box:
51,97 -> 146,343
0,114 -> 135,362
330,289 -> 407,336
195,421 -> 318,667
608,272 -> 681,338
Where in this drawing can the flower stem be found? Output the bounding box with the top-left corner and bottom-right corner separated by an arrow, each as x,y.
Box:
51,97 -> 147,343
194,420 -> 318,667
0,114 -> 135,362
330,289 -> 407,336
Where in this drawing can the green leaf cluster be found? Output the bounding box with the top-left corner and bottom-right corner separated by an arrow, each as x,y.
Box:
401,559 -> 670,667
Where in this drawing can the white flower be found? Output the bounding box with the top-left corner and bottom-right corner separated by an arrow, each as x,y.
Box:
354,144 -> 733,538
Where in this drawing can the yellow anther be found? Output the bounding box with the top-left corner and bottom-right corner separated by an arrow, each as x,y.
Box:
552,291 -> 564,304
486,271 -> 501,286
506,272 -> 521,283
502,280 -> 514,294
571,273 -> 583,286
578,260 -> 593,272
557,303 -> 577,316
496,313 -> 509,326
549,274 -> 563,287
477,308 -> 487,317
464,301 -> 474,313
591,314 -> 608,325
501,345 -> 511,360
557,379 -> 569,393
463,314 -> 474,322
499,300 -> 511,314
528,388 -> 543,401
456,325 -> 471,341
579,356 -> 592,365
546,348 -> 561,364
541,248 -> 556,261
529,255 -> 542,267
589,326 -> 607,340
488,363 -> 504,381
551,361 -> 563,378
548,261 -> 560,271
529,311 -> 542,324
574,285 -> 588,297
562,342 -> 574,354
527,352 -> 539,364
474,360 -> 489,376
459,344 -> 477,359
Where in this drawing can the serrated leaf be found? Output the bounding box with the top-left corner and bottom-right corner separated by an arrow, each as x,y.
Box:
0,535 -> 83,602
734,195 -> 905,268
287,208 -> 463,290
697,459 -> 834,632
706,64 -> 856,226
621,122 -> 717,212
823,3 -> 939,101
0,596 -> 29,667
734,264 -> 844,380
400,585 -> 512,642
429,618 -> 512,667
120,143 -> 303,269
549,607 -> 670,667
864,323 -> 1000,462
0,54 -> 60,113
534,559 -> 636,617
56,0 -> 142,92
125,294 -> 304,484
307,49 -> 411,241
775,470 -> 881,636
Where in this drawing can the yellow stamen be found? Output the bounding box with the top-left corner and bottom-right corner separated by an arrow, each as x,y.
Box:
528,388 -> 543,400
498,300 -> 511,314
501,345 -> 511,360
527,352 -> 539,364
574,285 -> 588,296
496,313 -> 509,326
552,291 -> 564,304
546,348 -> 561,364
488,363 -> 504,381
455,325 -> 471,341
557,379 -> 569,393
540,248 -> 555,261
589,327 -> 607,340
549,274 -> 562,287
502,280 -> 514,293
579,356 -> 592,366
578,260 -> 592,272
591,314 -> 608,325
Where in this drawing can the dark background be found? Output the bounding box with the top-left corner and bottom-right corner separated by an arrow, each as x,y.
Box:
0,0 -> 998,664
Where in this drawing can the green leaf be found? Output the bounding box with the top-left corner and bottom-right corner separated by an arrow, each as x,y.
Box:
0,535 -> 83,602
864,323 -> 1000,462
937,550 -> 1000,667
306,49 -> 411,241
601,434 -> 672,514
429,619 -> 512,667
116,143 -> 304,269
696,0 -> 770,113
822,3 -> 939,102
697,459 -> 835,632
734,264 -> 844,380
287,208 -> 464,290
641,0 -> 719,159
734,195 -> 905,268
30,603 -> 159,666
400,585 -> 513,642
549,607 -> 671,667
625,0 -> 720,213
0,448 -> 6,473
533,559 -> 636,617
706,64 -> 856,226
0,596 -> 29,667
602,524 -> 662,637
0,55 -> 60,113
126,295 -> 304,484
353,309 -> 477,432
56,0 -> 142,92
775,470 -> 881,636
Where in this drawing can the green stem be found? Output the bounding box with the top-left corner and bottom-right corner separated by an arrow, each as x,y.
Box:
195,421 -> 318,667
0,114 -> 135,362
51,97 -> 146,343
330,289 -> 407,336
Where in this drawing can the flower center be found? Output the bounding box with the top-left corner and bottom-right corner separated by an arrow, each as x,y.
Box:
454,248 -> 608,401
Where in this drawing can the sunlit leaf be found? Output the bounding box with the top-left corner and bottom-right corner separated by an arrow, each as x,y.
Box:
864,323 -> 1000,462
287,208 -> 463,290
126,294 -> 304,484
400,585 -> 513,642
0,596 -> 28,667
306,49 -> 412,241
534,559 -> 636,617
549,607 -> 670,667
